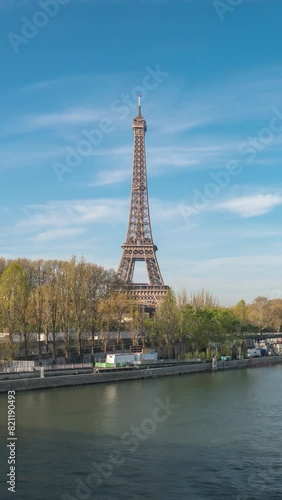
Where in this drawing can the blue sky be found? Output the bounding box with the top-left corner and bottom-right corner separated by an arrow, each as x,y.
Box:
1,0 -> 282,305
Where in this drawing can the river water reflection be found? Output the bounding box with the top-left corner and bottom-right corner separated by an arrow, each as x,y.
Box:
0,366 -> 282,500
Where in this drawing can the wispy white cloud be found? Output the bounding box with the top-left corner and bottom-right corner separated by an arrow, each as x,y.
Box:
31,227 -> 86,243
7,64 -> 282,140
22,107 -> 104,131
87,145 -> 132,158
0,144 -> 67,171
88,141 -> 239,186
216,194 -> 282,218
0,197 -> 184,257
151,66 -> 282,135
150,199 -> 183,220
16,197 -> 183,233
16,199 -> 129,233
91,169 -> 131,186
18,79 -> 64,93
185,254 -> 282,278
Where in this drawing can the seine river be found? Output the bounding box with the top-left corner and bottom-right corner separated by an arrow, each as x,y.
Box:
1,367 -> 282,500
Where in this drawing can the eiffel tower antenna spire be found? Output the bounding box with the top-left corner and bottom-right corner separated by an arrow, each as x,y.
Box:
117,98 -> 169,307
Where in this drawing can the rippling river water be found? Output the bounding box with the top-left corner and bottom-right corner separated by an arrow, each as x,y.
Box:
1,367 -> 282,500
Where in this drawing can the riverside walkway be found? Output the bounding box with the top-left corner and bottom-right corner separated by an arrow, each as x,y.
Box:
0,356 -> 281,393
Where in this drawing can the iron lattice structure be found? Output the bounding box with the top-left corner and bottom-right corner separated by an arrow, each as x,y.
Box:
118,97 -> 169,307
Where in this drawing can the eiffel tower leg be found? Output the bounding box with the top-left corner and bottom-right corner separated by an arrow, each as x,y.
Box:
146,256 -> 163,286
118,254 -> 135,283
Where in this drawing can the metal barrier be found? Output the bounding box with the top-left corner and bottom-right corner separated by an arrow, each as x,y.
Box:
2,367 -> 34,373
2,363 -> 93,374
33,363 -> 93,371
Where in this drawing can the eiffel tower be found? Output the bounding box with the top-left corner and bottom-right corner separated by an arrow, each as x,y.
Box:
118,96 -> 169,308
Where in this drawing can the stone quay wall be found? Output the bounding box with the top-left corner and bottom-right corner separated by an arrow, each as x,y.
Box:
0,356 -> 281,393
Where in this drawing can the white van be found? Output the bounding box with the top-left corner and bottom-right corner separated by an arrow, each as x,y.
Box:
247,349 -> 261,358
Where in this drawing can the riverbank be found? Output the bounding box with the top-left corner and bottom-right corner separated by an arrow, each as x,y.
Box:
1,355 -> 282,393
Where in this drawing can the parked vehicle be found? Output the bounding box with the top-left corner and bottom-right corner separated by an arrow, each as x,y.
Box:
247,349 -> 261,358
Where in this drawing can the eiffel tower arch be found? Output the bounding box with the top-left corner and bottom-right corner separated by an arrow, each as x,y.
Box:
118,96 -> 169,307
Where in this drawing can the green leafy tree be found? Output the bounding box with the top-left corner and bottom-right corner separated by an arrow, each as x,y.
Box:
85,265 -> 120,362
155,289 -> 179,358
70,257 -> 89,361
0,263 -> 30,359
58,260 -> 75,362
